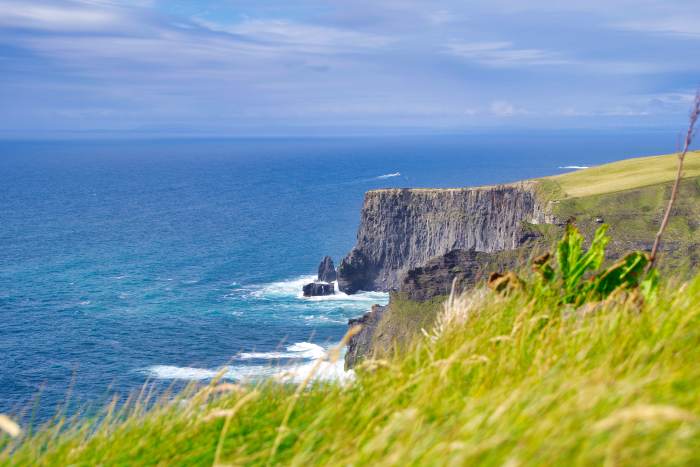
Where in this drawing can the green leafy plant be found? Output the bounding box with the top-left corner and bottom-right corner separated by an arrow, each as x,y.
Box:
490,224 -> 658,306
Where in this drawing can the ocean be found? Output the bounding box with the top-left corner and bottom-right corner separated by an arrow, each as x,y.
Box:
0,133 -> 676,422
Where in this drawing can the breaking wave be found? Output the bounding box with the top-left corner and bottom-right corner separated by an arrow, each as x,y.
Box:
143,364 -> 275,381
238,342 -> 326,360
141,341 -> 353,384
376,172 -> 401,179
150,274 -> 389,385
248,275 -> 388,304
558,165 -> 590,170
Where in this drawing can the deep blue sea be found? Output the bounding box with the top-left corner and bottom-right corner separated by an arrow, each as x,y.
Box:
0,133 -> 676,423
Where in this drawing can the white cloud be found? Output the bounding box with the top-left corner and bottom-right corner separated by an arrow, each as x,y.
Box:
446,41 -> 570,67
646,91 -> 696,105
554,92 -> 698,118
198,19 -> 392,55
489,100 -> 527,117
557,108 -> 651,117
1,0 -> 698,134
614,17 -> 700,38
428,10 -> 455,25
0,1 -> 121,31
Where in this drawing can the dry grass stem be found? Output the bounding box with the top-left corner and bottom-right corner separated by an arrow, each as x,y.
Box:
648,91 -> 700,269
267,325 -> 361,465
212,390 -> 259,467
0,415 -> 21,438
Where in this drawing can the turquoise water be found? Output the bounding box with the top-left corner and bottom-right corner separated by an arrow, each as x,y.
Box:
0,134 -> 675,421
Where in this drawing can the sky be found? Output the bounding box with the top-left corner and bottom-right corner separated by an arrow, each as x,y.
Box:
0,0 -> 699,137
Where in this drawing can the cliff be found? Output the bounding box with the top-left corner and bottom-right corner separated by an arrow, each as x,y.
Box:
337,182 -> 552,293
399,248 -> 529,301
341,153 -> 700,369
345,305 -> 387,369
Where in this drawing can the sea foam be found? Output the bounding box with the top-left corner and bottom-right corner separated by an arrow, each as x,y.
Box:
238,342 -> 326,360
142,341 -> 353,384
248,275 -> 388,304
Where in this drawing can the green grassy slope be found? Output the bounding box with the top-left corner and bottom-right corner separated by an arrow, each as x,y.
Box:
537,153 -> 700,270
353,155 -> 700,376
3,275 -> 700,466
545,151 -> 700,198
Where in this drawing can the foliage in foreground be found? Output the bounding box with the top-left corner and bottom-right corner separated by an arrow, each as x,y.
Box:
489,224 -> 658,306
3,271 -> 700,465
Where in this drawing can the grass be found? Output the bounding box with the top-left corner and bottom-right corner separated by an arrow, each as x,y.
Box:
552,177 -> 700,239
367,294 -> 447,359
534,154 -> 700,271
545,151 -> 700,198
4,273 -> 700,465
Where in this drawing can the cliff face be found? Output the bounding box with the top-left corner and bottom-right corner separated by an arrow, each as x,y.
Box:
344,248 -> 523,369
345,305 -> 387,369
399,248 -> 530,302
337,182 -> 550,293
341,168 -> 700,369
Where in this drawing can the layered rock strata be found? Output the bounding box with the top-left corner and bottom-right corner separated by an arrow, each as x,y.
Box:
345,305 -> 387,369
399,249 -> 522,302
337,182 -> 550,293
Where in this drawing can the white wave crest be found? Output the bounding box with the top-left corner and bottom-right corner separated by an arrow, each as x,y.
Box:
249,275 -> 315,299
143,364 -> 277,381
302,315 -> 347,324
558,165 -> 590,170
145,365 -> 219,381
275,359 -> 352,384
141,342 -> 354,384
239,342 -> 326,360
376,172 -> 401,179
249,275 -> 388,304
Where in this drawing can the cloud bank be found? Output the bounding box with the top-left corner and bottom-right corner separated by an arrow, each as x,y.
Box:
0,0 -> 698,136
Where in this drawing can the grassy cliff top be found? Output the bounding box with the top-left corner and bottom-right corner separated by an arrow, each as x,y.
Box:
367,151 -> 700,198
546,151 -> 700,198
366,181 -> 537,195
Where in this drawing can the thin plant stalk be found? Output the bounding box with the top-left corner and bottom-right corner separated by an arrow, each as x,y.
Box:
647,91 -> 700,270
266,325 -> 361,466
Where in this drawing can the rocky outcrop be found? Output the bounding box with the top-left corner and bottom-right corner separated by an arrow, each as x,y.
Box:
338,182 -> 551,293
345,305 -> 387,368
342,174 -> 700,368
317,256 -> 337,283
344,248 -> 525,368
400,249 -> 522,302
302,282 -> 334,297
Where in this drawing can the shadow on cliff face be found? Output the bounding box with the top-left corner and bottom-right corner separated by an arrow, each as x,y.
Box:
336,183 -> 549,294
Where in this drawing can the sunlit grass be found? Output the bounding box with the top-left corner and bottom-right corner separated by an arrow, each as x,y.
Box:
547,151 -> 700,198
3,272 -> 700,465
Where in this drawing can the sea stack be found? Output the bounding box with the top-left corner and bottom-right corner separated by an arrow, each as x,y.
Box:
302,281 -> 334,297
302,256 -> 338,296
318,256 -> 337,282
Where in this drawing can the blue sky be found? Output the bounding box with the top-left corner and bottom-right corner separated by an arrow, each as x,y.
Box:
1,0 -> 699,137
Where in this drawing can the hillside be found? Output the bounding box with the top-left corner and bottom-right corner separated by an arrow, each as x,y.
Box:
545,151 -> 700,198
337,152 -> 700,297
542,152 -> 700,267
3,274 -> 700,465
340,152 -> 700,370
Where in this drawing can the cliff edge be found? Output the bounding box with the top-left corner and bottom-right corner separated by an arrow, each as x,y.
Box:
341,152 -> 700,369
337,181 -> 552,293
